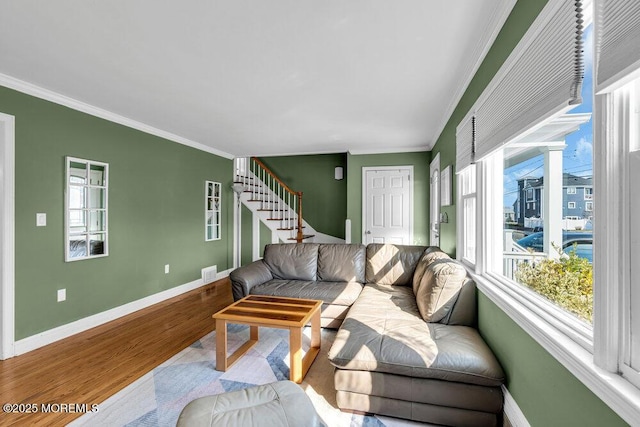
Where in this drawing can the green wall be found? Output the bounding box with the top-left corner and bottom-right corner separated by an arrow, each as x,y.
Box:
479,294 -> 626,426
259,153 -> 347,239
1,85 -> 233,340
430,0 -> 627,424
346,152 -> 431,246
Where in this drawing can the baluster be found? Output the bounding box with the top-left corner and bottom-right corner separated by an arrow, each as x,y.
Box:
252,159 -> 257,201
293,194 -> 297,231
243,157 -> 247,187
279,185 -> 282,225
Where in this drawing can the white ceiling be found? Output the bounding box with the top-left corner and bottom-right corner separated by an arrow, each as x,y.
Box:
0,1 -> 514,158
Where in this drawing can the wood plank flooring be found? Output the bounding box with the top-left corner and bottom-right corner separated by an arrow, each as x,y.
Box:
0,278 -> 233,427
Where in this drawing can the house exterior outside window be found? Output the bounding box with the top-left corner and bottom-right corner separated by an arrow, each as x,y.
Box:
513,173 -> 593,225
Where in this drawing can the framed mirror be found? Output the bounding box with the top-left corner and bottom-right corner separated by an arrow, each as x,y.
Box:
205,181 -> 221,241
65,156 -> 109,261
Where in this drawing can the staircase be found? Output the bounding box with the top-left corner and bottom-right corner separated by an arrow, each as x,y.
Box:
234,157 -> 341,244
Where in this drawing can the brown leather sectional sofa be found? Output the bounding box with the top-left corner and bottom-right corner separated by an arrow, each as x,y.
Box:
229,243 -> 505,427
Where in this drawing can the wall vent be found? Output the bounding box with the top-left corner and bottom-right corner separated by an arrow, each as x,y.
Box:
201,265 -> 217,284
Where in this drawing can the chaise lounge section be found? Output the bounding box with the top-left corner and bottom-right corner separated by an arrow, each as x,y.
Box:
328,244 -> 504,426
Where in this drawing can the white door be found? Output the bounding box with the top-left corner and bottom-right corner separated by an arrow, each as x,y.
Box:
430,154 -> 440,246
363,167 -> 412,244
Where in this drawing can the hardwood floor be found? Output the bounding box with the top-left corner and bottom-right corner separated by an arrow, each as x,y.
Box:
0,278 -> 234,427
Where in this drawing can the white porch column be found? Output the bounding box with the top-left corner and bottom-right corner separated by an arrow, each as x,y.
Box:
543,144 -> 564,259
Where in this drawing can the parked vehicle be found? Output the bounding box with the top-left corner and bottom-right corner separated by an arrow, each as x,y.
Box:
516,231 -> 593,263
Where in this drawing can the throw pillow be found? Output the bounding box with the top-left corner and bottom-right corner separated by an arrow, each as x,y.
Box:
412,248 -> 451,294
415,259 -> 467,323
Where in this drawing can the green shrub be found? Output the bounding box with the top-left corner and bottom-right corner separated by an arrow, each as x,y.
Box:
515,244 -> 593,323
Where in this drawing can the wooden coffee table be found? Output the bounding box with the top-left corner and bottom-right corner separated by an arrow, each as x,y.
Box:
212,295 -> 322,383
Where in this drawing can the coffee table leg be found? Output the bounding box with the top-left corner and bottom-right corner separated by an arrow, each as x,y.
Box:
216,318 -> 228,371
311,308 -> 321,349
289,327 -> 303,383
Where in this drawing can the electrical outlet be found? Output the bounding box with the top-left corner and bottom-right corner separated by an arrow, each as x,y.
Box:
165,264 -> 170,274
57,289 -> 66,302
36,213 -> 47,227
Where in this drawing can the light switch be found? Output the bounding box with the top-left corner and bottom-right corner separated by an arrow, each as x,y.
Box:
36,213 -> 47,227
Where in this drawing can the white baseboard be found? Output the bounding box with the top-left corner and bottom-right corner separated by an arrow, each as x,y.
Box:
502,385 -> 530,427
14,269 -> 231,356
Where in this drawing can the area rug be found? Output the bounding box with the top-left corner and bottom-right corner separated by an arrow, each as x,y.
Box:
70,325 -> 427,427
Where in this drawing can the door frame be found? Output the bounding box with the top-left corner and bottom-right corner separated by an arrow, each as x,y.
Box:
430,153 -> 441,246
0,112 -> 15,360
361,166 -> 414,245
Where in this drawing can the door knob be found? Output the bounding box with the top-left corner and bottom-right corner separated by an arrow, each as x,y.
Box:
365,230 -> 372,234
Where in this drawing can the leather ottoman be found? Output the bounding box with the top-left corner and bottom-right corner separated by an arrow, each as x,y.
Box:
177,380 -> 325,427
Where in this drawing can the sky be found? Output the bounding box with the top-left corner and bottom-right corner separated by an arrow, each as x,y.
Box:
503,24 -> 594,208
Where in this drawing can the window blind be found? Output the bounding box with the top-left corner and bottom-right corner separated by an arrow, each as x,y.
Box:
473,0 -> 584,161
456,113 -> 475,173
595,0 -> 640,93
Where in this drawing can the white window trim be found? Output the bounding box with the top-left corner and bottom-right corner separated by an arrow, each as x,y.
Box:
568,201 -> 576,209
458,165 -> 477,267
567,186 -> 577,194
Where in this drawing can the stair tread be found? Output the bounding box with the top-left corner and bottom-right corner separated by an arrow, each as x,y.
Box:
287,234 -> 315,241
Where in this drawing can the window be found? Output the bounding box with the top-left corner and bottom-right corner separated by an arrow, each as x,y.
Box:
585,187 -> 593,200
65,157 -> 108,261
455,0 -> 640,421
205,181 -> 221,241
568,202 -> 576,209
526,188 -> 534,201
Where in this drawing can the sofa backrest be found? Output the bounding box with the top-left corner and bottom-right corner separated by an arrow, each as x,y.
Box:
365,244 -> 427,286
263,243 -> 320,280
317,244 -> 366,283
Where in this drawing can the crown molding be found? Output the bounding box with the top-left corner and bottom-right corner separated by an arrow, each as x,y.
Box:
348,145 -> 429,156
428,0 -> 517,150
0,73 -> 234,160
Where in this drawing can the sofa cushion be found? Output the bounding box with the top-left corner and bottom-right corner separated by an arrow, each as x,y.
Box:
328,284 -> 505,387
365,244 -> 427,286
415,259 -> 468,323
412,247 -> 451,294
263,243 -> 319,281
318,244 -> 366,283
251,279 -> 363,306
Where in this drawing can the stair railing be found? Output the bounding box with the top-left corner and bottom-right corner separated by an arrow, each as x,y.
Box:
234,157 -> 306,242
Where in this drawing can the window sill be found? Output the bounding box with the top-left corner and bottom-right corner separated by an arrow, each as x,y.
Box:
473,273 -> 640,425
